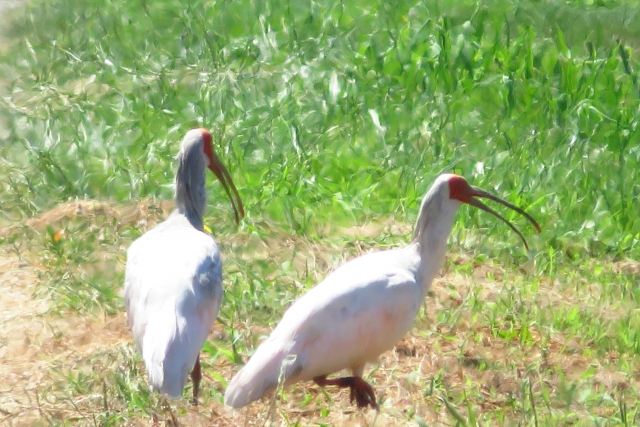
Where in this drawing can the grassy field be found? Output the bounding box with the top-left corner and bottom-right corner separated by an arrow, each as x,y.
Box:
0,0 -> 639,425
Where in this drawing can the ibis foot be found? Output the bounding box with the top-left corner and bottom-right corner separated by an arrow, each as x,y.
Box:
314,375 -> 378,409
160,396 -> 179,426
190,354 -> 202,406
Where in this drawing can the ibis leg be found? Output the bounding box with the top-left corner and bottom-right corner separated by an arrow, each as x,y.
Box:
191,354 -> 202,406
313,375 -> 378,409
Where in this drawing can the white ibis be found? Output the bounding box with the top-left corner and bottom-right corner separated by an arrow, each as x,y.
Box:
124,128 -> 244,405
224,173 -> 539,409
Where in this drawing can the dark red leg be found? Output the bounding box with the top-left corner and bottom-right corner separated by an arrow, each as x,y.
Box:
190,354 -> 202,406
313,375 -> 378,409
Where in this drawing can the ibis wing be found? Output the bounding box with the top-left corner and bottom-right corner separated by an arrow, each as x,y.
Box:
280,250 -> 421,380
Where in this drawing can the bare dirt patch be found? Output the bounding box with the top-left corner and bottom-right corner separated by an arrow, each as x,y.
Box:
0,199 -> 174,239
0,248 -> 131,425
1,200 -> 639,426
2,253 -> 639,425
0,199 -> 171,425
0,252 -> 48,402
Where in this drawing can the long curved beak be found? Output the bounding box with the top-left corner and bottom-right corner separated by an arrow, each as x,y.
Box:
208,154 -> 245,224
466,187 -> 541,250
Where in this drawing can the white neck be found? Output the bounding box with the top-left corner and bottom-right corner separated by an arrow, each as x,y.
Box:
412,196 -> 460,298
174,148 -> 207,230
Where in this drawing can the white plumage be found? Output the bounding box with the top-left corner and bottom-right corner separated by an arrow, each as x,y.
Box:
124,128 -> 243,404
225,173 -> 539,409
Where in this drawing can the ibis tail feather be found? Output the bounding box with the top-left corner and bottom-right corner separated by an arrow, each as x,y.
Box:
224,340 -> 301,408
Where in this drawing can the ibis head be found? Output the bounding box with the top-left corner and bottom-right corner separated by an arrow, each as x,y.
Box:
175,128 -> 244,229
413,173 -> 540,250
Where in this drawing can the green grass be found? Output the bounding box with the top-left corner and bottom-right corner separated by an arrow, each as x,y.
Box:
0,0 -> 639,425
